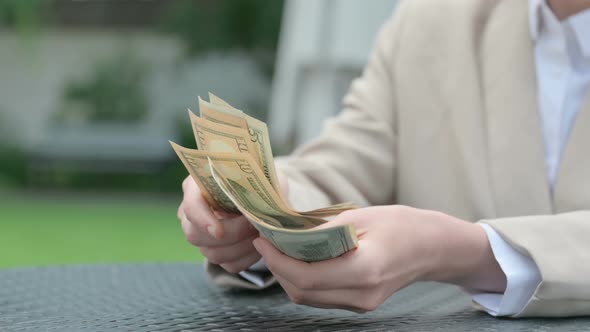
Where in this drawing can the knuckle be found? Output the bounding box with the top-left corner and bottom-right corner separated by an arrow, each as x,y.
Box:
177,205 -> 184,220
198,246 -> 210,257
185,231 -> 199,247
181,195 -> 193,207
181,198 -> 193,215
200,247 -> 221,264
182,206 -> 206,227
289,289 -> 305,305
182,176 -> 199,193
204,250 -> 223,265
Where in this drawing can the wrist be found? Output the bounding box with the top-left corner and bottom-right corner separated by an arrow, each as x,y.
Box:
423,217 -> 507,292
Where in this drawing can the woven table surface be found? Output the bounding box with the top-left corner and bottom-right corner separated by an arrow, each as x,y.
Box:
1,263 -> 588,331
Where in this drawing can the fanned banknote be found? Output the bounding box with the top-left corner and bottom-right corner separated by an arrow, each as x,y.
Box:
209,158 -> 358,262
170,94 -> 359,261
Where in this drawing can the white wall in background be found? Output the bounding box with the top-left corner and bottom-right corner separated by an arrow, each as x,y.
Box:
269,0 -> 398,151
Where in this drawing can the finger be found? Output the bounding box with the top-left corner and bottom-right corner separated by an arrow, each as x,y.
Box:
182,175 -> 191,193
181,215 -> 202,247
253,237 -> 366,290
177,201 -> 185,220
274,273 -> 374,313
220,250 -> 263,274
182,179 -> 224,239
182,214 -> 257,247
200,234 -> 258,264
312,213 -> 371,242
181,214 -> 220,247
216,216 -> 258,245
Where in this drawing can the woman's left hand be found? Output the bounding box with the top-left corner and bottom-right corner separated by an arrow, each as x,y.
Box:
253,205 -> 506,312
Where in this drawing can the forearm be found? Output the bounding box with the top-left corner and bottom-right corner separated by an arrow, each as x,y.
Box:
426,210 -> 590,317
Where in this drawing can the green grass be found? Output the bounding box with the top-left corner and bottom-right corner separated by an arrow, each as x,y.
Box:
0,191 -> 203,269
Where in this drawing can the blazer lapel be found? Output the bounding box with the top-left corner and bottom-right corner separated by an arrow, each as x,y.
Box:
554,93 -> 590,212
481,0 -> 552,217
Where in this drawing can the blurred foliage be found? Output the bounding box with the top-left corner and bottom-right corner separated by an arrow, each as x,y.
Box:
160,0 -> 284,77
31,168 -> 181,192
57,53 -> 149,123
1,0 -> 284,192
161,0 -> 283,53
0,0 -> 45,33
0,109 -> 25,188
0,145 -> 28,188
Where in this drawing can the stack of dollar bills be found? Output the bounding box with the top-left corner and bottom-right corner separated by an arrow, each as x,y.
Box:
170,93 -> 358,262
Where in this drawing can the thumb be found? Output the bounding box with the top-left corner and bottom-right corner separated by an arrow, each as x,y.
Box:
313,210 -> 364,231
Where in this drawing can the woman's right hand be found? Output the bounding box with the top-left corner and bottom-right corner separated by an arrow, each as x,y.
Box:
178,176 -> 260,274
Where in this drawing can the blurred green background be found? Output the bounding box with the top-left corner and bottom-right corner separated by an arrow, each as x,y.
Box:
0,0 -> 284,269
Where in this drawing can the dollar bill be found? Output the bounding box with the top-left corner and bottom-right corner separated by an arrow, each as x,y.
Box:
173,138 -> 328,227
205,95 -> 358,217
209,161 -> 358,261
243,116 -> 282,193
204,95 -> 282,194
208,92 -> 235,108
209,159 -> 358,261
189,111 -> 260,160
203,151 -> 325,229
299,202 -> 360,217
169,141 -> 239,214
172,95 -> 360,261
199,97 -> 248,130
191,114 -> 354,216
200,95 -> 243,118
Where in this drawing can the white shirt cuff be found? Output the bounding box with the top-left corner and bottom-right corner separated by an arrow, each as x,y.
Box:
471,224 -> 542,316
238,258 -> 269,287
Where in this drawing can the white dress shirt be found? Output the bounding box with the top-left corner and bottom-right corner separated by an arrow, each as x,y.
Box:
473,0 -> 590,317
241,0 -> 590,315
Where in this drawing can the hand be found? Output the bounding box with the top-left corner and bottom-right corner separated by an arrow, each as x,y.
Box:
178,175 -> 260,273
178,168 -> 290,274
252,205 -> 506,312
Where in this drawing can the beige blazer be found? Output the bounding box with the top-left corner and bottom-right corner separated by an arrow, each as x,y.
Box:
207,0 -> 590,317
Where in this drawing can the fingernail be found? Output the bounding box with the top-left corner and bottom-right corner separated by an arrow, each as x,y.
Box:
207,225 -> 217,238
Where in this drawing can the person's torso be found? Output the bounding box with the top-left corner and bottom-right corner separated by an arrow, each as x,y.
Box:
387,0 -> 590,221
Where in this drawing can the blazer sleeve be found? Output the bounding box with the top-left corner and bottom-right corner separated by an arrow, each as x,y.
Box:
206,1 -> 411,288
481,211 -> 590,317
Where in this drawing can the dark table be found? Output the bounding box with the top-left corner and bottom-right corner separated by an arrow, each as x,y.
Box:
1,263 -> 588,331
